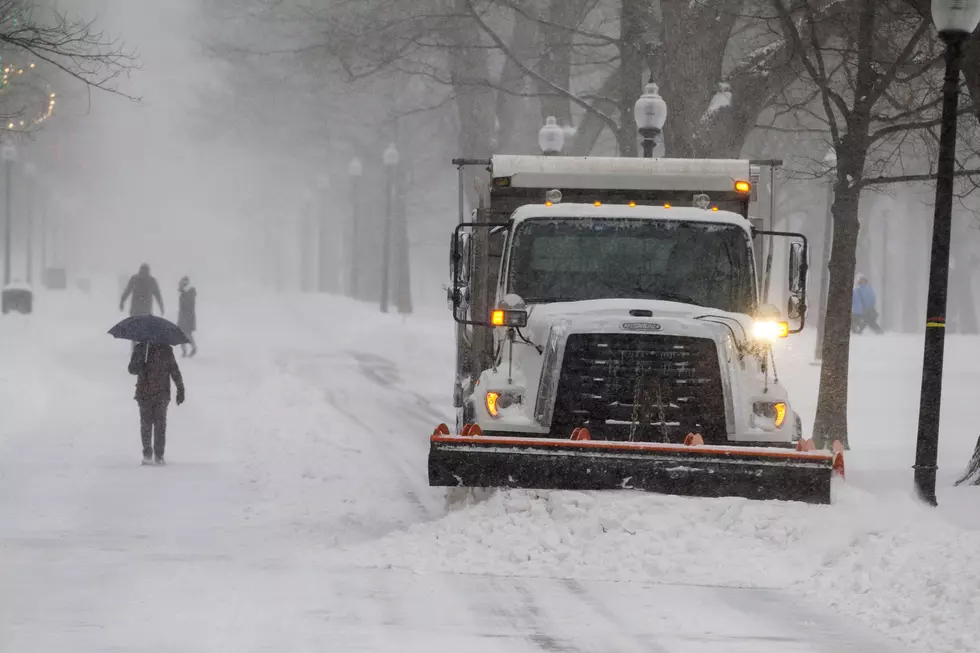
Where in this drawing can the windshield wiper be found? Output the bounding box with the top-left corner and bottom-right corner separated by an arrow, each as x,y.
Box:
642,289 -> 702,306
633,286 -> 703,306
523,297 -> 571,304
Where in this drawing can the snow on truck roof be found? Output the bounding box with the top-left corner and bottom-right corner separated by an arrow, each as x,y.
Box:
511,203 -> 752,231
491,155 -> 753,193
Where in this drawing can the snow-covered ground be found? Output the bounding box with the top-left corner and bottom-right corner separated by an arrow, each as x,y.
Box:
1,284 -> 977,652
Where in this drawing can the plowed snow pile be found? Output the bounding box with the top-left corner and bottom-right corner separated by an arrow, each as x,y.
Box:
351,485 -> 980,652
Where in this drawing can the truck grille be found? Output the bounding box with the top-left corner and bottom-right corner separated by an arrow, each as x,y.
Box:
552,333 -> 727,442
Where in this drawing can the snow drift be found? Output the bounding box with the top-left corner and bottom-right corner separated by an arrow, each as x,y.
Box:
350,485 -> 980,652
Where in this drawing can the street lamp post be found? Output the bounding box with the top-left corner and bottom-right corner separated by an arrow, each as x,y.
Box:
913,0 -> 980,506
1,143 -> 16,286
316,173 -> 331,293
348,157 -> 363,299
380,144 -> 399,313
633,82 -> 668,158
23,162 -> 35,285
538,116 -> 565,155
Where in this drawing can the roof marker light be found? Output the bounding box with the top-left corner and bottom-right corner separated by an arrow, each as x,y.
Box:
735,180 -> 751,193
594,201 -> 602,207
629,201 -> 637,207
663,203 -> 672,209
711,206 -> 719,211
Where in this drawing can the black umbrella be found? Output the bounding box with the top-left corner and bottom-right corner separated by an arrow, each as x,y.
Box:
109,315 -> 190,346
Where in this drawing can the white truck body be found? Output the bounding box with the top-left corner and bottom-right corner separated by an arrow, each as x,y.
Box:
470,204 -> 798,444
448,155 -> 807,448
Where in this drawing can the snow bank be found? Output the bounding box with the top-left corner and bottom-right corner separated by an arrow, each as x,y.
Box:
350,485 -> 980,652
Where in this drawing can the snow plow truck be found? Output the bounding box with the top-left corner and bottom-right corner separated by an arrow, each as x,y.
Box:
429,155 -> 845,504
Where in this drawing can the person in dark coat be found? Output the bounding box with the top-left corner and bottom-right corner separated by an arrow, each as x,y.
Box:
177,276 -> 197,358
120,264 -> 164,317
129,343 -> 185,465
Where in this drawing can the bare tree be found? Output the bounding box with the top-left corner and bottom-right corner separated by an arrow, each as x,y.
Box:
0,1 -> 138,100
770,0 -> 980,448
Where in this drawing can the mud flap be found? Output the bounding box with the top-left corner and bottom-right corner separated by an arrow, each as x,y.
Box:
428,434 -> 839,505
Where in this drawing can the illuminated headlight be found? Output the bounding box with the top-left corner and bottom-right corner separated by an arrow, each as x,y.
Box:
486,390 -> 523,418
752,320 -> 789,341
753,401 -> 787,428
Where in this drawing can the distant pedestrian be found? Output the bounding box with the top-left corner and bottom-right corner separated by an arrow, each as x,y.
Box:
120,264 -> 164,317
177,276 -> 197,358
128,342 -> 185,465
852,274 -> 883,334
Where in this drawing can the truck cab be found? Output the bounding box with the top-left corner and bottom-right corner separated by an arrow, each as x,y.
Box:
449,155 -> 808,448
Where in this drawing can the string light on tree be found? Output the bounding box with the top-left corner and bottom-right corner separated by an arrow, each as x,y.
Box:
0,59 -> 59,132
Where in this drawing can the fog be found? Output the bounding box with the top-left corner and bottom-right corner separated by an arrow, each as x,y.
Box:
22,0 -> 249,291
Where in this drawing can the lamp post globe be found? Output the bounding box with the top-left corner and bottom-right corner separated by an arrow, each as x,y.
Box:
634,82 -> 667,158
383,143 -> 400,167
932,0 -> 980,33
538,116 -> 564,155
348,157 -> 363,178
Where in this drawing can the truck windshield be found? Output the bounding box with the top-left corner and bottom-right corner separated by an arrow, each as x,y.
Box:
507,218 -> 757,314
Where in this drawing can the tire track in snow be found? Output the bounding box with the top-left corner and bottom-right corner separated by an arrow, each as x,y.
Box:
561,579 -> 670,653
274,353 -> 440,521
475,577 -> 584,653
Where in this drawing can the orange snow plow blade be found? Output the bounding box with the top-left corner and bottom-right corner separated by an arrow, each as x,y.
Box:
428,430 -> 842,504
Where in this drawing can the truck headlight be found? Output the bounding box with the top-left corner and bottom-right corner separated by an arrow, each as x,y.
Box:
486,390 -> 523,418
752,320 -> 789,341
753,401 -> 787,428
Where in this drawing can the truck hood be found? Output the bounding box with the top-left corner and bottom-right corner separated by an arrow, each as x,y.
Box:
523,298 -> 753,344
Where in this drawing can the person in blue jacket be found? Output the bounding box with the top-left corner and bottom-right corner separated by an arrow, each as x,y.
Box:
852,274 -> 883,334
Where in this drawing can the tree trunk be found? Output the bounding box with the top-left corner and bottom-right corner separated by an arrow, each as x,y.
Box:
656,0 -> 742,157
494,10 -> 537,153
569,74 -> 618,155
448,1 -> 496,210
812,175 -> 863,449
393,166 -> 413,314
617,0 -> 646,156
536,0 -> 591,126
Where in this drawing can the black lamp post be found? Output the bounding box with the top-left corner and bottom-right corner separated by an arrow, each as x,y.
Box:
913,0 -> 980,506
24,162 -> 36,285
1,143 -> 16,287
633,82 -> 667,158
348,157 -> 363,299
380,143 -> 399,313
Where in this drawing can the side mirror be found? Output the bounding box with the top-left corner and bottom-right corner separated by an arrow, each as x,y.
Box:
450,232 -> 471,285
451,285 -> 470,310
788,242 -> 806,295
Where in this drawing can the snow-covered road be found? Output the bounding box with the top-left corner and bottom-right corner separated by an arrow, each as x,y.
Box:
0,287 -> 972,651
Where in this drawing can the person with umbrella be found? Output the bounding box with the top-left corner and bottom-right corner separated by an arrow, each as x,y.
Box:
110,315 -> 188,465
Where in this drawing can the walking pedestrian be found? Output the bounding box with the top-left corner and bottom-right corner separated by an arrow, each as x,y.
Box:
177,276 -> 197,358
128,342 -> 185,465
852,274 -> 884,334
120,264 -> 164,316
